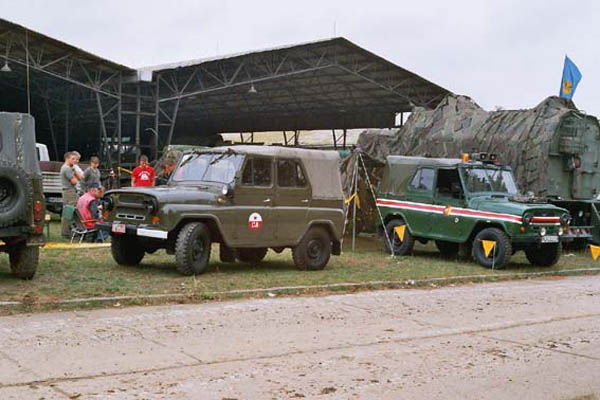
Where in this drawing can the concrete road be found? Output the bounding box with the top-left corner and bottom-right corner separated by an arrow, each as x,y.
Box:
1,276 -> 599,399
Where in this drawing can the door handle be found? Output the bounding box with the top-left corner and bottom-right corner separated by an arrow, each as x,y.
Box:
263,198 -> 272,203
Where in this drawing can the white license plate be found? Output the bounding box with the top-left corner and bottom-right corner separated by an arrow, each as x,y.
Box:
112,222 -> 126,234
541,235 -> 559,243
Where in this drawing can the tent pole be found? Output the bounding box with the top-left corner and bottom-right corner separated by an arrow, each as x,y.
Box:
352,155 -> 359,252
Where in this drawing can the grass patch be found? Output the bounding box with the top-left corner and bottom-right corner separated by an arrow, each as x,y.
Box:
0,221 -> 598,314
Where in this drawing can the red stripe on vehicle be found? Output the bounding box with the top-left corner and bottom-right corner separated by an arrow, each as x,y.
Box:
376,198 -> 522,224
531,217 -> 560,224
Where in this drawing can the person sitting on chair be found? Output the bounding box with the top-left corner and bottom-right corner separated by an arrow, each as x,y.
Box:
76,182 -> 108,241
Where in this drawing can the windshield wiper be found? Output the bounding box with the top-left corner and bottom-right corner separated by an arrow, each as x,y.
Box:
209,148 -> 236,165
179,150 -> 204,168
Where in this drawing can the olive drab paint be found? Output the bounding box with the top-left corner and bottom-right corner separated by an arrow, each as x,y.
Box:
98,146 -> 346,275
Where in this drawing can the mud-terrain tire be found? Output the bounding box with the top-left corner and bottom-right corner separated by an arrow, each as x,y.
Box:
383,219 -> 414,256
237,247 -> 268,263
435,240 -> 459,258
525,242 -> 562,267
292,227 -> 331,270
219,244 -> 237,263
111,235 -> 145,266
0,161 -> 32,227
473,227 -> 512,269
175,222 -> 211,275
9,245 -> 38,280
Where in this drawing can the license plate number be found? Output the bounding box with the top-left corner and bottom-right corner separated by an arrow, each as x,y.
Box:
112,223 -> 126,234
541,235 -> 558,243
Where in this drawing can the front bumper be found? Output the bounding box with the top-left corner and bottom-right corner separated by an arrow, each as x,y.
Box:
97,222 -> 168,240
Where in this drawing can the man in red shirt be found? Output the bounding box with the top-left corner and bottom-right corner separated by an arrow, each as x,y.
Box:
131,155 -> 155,187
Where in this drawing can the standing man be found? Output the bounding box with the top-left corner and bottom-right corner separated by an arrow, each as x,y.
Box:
83,156 -> 101,190
131,155 -> 155,187
60,151 -> 80,237
156,157 -> 177,186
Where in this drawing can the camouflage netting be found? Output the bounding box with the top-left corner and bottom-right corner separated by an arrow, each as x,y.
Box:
356,94 -> 583,197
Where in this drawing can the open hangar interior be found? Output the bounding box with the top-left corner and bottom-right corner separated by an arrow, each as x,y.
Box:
0,17 -> 450,167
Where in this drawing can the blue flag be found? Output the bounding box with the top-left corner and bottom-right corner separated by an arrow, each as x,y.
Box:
559,55 -> 582,99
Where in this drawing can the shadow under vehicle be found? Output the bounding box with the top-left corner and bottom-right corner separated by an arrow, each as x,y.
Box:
376,153 -> 571,269
0,113 -> 46,279
98,146 -> 345,275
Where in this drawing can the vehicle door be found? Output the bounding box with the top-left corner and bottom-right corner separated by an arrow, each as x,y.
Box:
230,156 -> 276,246
431,167 -> 468,240
274,158 -> 310,244
403,167 -> 436,236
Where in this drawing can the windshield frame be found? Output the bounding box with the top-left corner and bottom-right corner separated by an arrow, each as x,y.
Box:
459,165 -> 519,197
172,151 -> 244,185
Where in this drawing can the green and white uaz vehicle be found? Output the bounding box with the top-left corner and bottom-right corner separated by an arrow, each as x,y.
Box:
376,153 -> 572,269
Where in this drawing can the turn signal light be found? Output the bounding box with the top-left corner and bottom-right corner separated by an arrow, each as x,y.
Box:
152,216 -> 160,224
461,153 -> 470,163
33,201 -> 43,221
103,211 -> 110,220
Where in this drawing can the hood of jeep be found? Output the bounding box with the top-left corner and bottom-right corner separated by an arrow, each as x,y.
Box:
468,196 -> 566,217
108,184 -> 220,205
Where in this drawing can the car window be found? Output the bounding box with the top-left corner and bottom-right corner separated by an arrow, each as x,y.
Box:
409,168 -> 435,191
277,159 -> 307,188
242,157 -> 272,186
436,168 -> 463,198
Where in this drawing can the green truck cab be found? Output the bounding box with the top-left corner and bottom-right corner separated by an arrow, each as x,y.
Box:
376,153 -> 572,269
98,146 -> 345,275
0,113 -> 46,279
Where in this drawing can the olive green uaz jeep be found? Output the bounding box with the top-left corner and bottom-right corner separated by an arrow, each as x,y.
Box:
376,154 -> 571,269
99,146 -> 345,275
0,113 -> 46,279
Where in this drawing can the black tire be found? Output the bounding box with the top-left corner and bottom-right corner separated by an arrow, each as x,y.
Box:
9,245 -> 39,280
473,227 -> 512,269
175,222 -> 211,275
292,227 -> 332,270
111,235 -> 145,266
237,247 -> 268,263
383,219 -> 414,256
525,242 -> 562,267
435,240 -> 460,258
0,161 -> 32,227
219,244 -> 237,263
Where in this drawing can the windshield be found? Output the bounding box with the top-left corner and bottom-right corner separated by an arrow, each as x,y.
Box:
462,167 -> 518,195
173,153 -> 243,184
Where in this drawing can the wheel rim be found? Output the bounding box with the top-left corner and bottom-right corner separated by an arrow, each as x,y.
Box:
307,238 -> 323,261
0,177 -> 16,209
191,236 -> 205,262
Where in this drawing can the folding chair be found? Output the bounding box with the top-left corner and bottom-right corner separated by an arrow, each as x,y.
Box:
63,205 -> 100,243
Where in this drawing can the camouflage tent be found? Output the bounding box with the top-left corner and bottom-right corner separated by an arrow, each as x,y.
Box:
357,94 -> 600,200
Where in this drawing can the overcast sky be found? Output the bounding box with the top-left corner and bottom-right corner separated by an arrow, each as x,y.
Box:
4,0 -> 600,115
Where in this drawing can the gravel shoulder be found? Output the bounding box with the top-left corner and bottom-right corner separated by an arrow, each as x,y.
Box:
1,276 -> 599,399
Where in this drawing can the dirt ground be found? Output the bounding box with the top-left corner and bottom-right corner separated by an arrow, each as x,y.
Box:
1,276 -> 599,399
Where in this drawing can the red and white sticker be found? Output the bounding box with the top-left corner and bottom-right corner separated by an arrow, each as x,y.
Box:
248,212 -> 263,231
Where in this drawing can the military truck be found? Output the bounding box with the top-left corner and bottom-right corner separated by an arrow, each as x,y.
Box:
357,95 -> 600,246
376,153 -> 571,269
98,146 -> 345,275
0,113 -> 46,279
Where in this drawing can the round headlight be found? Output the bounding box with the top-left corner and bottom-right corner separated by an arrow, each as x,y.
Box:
523,213 -> 533,225
560,214 -> 572,226
558,227 -> 564,236
222,185 -> 229,196
540,227 -> 547,236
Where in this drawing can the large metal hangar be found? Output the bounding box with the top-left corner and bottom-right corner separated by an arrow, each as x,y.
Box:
0,17 -> 450,166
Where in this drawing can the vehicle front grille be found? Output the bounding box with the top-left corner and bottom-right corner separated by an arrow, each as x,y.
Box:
116,213 -> 145,221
